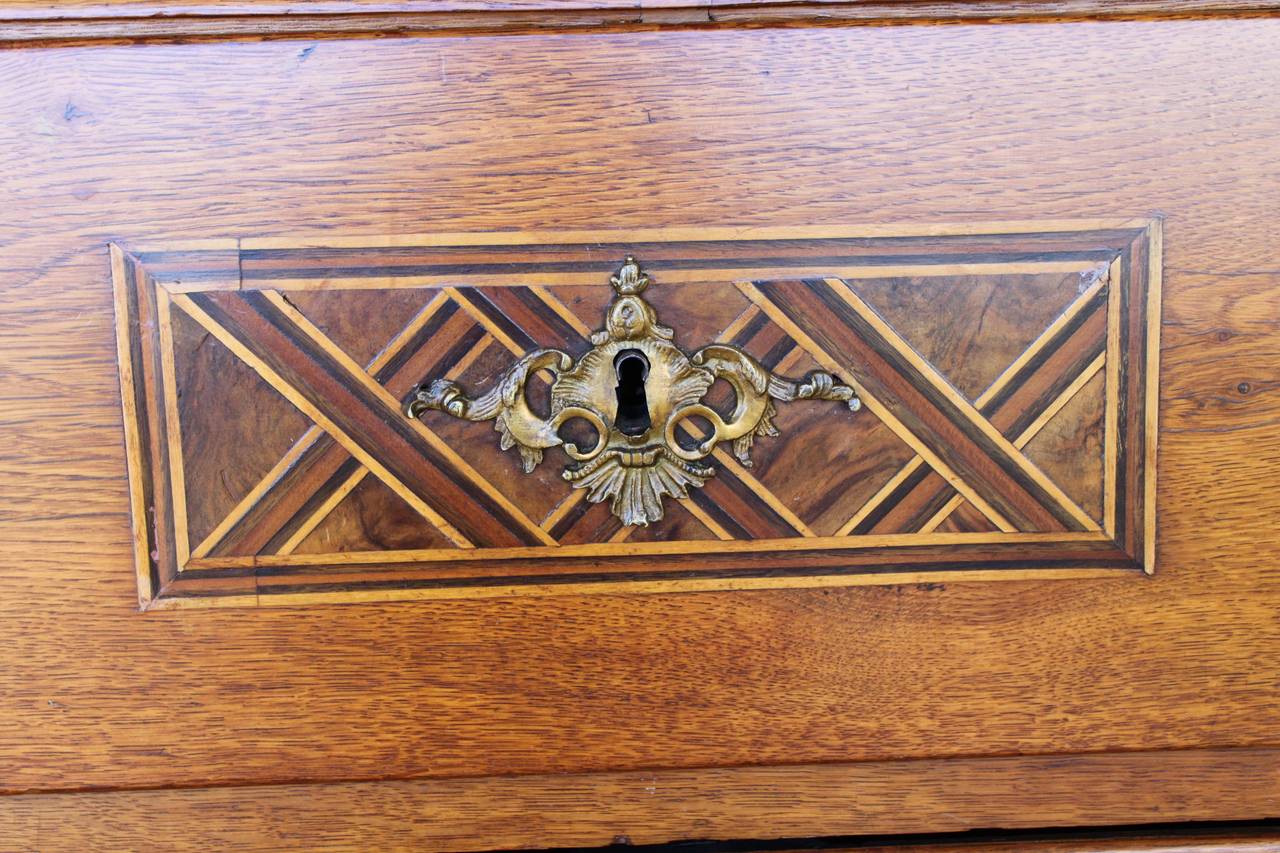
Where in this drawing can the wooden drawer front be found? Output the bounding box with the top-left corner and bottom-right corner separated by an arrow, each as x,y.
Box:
6,11 -> 1280,848
117,223 -> 1158,606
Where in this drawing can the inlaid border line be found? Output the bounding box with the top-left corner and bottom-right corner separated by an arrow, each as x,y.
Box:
1143,220 -> 1162,574
231,530 -> 1115,568
1104,255 -> 1123,539
110,245 -> 157,604
149,566 -> 1136,610
233,263 -> 1102,292
155,285 -> 192,568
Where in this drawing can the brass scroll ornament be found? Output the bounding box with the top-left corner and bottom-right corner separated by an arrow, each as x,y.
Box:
405,258 -> 862,526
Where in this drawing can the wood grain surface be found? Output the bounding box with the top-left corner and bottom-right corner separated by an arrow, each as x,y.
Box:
2,11 -> 1280,848
3,748 -> 1279,851
5,0 -> 1280,47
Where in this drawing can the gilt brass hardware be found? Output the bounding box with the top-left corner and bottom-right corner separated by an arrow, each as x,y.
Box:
405,257 -> 861,526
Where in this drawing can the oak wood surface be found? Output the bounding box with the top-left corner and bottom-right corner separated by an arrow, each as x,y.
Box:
5,0 -> 1280,46
2,13 -> 1280,847
3,748 -> 1279,851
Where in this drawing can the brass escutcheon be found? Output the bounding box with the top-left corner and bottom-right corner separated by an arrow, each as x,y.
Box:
405,257 -> 862,526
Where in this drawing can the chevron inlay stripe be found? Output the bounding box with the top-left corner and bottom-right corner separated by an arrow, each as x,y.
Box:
753,278 -> 1098,534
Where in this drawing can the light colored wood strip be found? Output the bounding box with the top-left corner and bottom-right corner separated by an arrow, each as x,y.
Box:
264,291 -> 557,547
237,262 -> 1094,292
974,266 -> 1110,408
529,285 -> 594,337
836,456 -> 927,536
238,220 -> 1152,251
126,237 -> 241,253
738,280 -> 1015,533
714,303 -> 761,343
918,494 -> 967,534
364,290 -> 450,375
540,490 -> 586,532
142,593 -> 263,610
1144,219 -> 1163,575
680,498 -> 735,541
189,427 -> 323,560
182,524 -> 1114,574
443,286 -> 526,355
155,281 -> 238,293
276,466 -> 369,556
710,446 -> 817,536
170,293 -> 474,549
1104,256 -> 1124,538
155,286 -> 192,568
825,278 -> 1100,533
922,353 -> 1107,533
772,344 -> 807,375
1015,352 -> 1106,449
110,245 -> 155,605
608,524 -> 634,543
445,332 -> 494,380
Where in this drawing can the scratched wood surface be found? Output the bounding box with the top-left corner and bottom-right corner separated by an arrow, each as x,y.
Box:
2,12 -> 1280,847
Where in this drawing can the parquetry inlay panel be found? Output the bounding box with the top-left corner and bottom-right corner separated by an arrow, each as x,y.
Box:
111,222 -> 1161,607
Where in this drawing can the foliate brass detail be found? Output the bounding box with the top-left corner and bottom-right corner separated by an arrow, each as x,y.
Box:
405,258 -> 861,526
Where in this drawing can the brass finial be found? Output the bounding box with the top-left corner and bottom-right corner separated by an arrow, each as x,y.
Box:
609,255 -> 649,295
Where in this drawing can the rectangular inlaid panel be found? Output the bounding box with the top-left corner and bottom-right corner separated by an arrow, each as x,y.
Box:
113,221 -> 1161,607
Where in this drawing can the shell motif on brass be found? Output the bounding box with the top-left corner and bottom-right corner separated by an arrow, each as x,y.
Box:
405,257 -> 862,526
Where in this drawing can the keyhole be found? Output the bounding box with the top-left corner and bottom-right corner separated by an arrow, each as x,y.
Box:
614,349 -> 651,437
